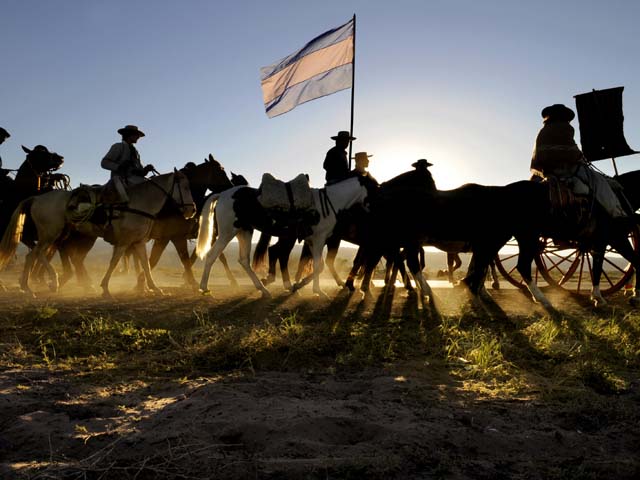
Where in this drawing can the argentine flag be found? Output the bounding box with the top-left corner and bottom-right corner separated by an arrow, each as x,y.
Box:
260,18 -> 354,118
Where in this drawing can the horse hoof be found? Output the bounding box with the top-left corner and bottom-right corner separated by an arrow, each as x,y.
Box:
290,283 -> 301,293
199,289 -> 211,296
101,292 -> 113,300
261,290 -> 272,299
313,291 -> 329,300
491,281 -> 501,290
344,281 -> 355,292
283,282 -> 293,291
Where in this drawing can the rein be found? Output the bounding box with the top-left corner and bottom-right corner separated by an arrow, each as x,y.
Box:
144,174 -> 192,212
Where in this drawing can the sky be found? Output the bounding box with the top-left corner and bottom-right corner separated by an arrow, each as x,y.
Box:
2,0 -> 640,190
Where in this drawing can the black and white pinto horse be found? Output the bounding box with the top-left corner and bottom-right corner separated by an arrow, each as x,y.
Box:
196,176 -> 374,298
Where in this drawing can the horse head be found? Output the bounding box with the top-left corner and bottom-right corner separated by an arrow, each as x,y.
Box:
21,145 -> 62,174
173,170 -> 197,219
230,172 -> 249,186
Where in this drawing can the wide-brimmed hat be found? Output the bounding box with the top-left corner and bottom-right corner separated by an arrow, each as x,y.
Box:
352,152 -> 373,162
117,125 -> 146,137
541,104 -> 575,122
412,159 -> 433,169
0,128 -> 9,139
331,130 -> 356,141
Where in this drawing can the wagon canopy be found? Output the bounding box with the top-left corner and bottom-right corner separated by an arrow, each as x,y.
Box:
574,86 -> 638,162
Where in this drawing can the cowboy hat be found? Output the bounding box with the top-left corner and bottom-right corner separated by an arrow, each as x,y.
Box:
352,152 -> 373,162
541,104 -> 575,122
117,125 -> 146,137
412,159 -> 433,168
0,128 -> 9,139
331,130 -> 356,141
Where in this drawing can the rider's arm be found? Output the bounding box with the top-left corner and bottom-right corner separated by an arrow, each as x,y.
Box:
100,143 -> 125,173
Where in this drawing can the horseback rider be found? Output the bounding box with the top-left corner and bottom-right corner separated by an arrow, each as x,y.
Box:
323,130 -> 355,184
0,128 -> 13,204
101,125 -> 156,202
350,151 -> 378,185
0,128 -> 10,175
531,104 -> 628,218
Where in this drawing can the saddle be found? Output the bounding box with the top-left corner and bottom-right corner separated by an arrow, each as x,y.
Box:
65,184 -> 121,229
542,175 -> 591,236
257,173 -> 314,211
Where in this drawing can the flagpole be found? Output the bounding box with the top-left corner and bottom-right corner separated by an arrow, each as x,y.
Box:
348,13 -> 356,170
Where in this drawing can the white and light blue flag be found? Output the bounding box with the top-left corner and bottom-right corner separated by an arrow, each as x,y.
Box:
260,18 -> 354,118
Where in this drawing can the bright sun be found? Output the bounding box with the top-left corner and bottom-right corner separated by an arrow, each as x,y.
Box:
368,144 -> 469,190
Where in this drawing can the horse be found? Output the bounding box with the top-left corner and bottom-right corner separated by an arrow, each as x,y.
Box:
507,170 -> 640,307
129,155 -> 238,291
357,170 -> 640,308
0,171 -> 196,298
253,164 -> 438,292
0,145 -> 65,233
195,176 -> 375,298
355,180 -> 537,301
42,156 -> 239,293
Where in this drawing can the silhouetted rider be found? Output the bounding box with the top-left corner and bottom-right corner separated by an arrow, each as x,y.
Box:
323,130 -> 354,184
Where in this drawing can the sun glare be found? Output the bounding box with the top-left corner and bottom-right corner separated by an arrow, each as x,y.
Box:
369,144 -> 470,190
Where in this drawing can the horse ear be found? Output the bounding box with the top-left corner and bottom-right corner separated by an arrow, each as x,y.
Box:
204,157 -> 208,163
22,145 -> 31,154
208,154 -> 214,162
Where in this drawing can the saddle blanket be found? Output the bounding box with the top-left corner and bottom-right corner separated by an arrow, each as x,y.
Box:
257,173 -> 314,211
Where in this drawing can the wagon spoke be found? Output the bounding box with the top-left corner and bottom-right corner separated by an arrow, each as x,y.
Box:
603,256 -> 626,274
602,267 -> 615,288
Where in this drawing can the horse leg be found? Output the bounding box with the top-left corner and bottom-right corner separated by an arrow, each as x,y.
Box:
170,238 -> 198,290
236,229 -> 271,298
345,247 -> 366,291
489,260 -> 501,290
34,244 -> 58,293
325,237 -> 344,287
20,248 -> 39,297
604,234 -> 640,307
58,246 -> 74,288
446,253 -> 456,284
199,230 -> 236,294
514,237 -> 551,307
359,248 -> 381,298
218,253 -> 238,287
133,240 -> 163,295
294,242 -> 312,283
262,242 -> 279,285
278,236 -> 296,291
100,244 -> 128,299
134,239 -> 165,292
406,247 -> 430,300
396,254 -> 414,291
309,238 -> 328,298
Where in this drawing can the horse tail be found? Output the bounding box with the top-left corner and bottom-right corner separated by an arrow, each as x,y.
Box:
0,197 -> 33,269
196,193 -> 220,259
252,232 -> 272,270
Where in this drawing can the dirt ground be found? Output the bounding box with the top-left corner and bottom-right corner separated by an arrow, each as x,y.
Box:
1,261 -> 639,479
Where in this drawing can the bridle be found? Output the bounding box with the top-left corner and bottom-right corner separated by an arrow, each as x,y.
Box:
145,172 -> 195,214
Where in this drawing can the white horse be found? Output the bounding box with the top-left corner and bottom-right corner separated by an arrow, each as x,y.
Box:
196,176 -> 372,298
0,171 -> 196,298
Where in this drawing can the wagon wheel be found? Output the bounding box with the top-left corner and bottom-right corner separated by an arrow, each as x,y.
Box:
494,238 -> 546,289
536,226 -> 639,295
495,228 -> 639,295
